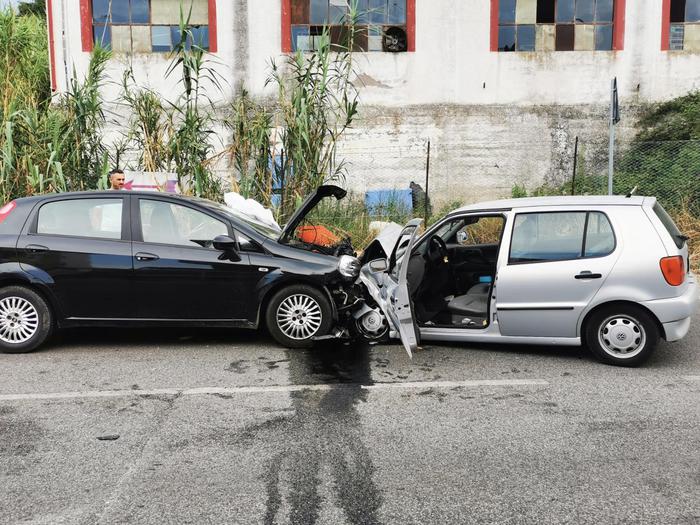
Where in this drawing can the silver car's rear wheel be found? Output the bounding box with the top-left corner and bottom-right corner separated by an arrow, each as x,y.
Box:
585,304 -> 659,367
598,315 -> 646,359
276,293 -> 323,341
0,296 -> 39,344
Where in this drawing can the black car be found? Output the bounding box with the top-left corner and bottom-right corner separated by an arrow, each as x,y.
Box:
0,186 -> 369,354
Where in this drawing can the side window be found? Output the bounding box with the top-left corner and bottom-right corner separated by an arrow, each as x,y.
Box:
510,212 -> 587,263
584,212 -> 615,257
37,198 -> 123,240
140,200 -> 228,248
236,231 -> 264,253
455,216 -> 505,246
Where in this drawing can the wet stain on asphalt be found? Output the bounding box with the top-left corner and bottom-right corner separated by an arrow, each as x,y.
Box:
233,344 -> 384,525
0,405 -> 43,474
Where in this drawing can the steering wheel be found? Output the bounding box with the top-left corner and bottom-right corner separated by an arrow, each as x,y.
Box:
427,235 -> 449,265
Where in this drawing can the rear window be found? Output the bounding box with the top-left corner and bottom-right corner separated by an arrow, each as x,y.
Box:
653,202 -> 685,249
37,198 -> 123,240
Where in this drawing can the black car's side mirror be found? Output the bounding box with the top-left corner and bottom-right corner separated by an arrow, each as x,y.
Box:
213,235 -> 241,261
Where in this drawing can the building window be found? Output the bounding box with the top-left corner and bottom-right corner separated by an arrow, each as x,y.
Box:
91,0 -> 210,53
496,0 -> 616,52
668,0 -> 700,51
289,0 -> 409,52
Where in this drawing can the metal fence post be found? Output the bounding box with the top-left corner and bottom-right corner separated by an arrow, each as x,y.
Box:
572,136 -> 578,196
608,78 -> 620,196
425,139 -> 431,221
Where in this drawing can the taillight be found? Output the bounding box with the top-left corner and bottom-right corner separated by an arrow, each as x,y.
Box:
0,201 -> 15,224
660,256 -> 685,286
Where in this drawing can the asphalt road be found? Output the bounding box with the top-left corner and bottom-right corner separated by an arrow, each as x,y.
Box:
1,314 -> 699,525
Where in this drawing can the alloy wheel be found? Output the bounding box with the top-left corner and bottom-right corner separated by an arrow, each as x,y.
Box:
276,293 -> 323,341
0,296 -> 39,344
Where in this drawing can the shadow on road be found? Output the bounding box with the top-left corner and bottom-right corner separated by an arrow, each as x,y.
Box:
235,343 -> 384,525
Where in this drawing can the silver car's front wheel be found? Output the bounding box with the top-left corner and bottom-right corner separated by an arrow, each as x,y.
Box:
585,305 -> 659,367
598,315 -> 647,359
276,293 -> 323,341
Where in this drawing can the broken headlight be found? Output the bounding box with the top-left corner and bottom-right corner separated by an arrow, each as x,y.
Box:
338,255 -> 361,279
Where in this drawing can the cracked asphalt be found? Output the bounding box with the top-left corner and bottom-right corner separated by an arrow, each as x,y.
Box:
1,312 -> 699,525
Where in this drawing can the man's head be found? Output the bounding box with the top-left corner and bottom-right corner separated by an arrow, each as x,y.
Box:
108,169 -> 125,190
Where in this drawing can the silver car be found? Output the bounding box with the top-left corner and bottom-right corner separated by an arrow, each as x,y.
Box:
360,196 -> 698,366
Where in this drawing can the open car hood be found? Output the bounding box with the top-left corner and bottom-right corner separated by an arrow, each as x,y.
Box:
279,185 -> 347,243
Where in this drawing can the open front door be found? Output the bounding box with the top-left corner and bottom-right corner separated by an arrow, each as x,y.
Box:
384,219 -> 422,358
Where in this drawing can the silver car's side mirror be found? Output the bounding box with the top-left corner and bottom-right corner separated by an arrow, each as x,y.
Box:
369,258 -> 389,272
457,230 -> 470,244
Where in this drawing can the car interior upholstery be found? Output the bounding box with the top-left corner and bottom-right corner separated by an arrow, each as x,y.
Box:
408,215 -> 505,328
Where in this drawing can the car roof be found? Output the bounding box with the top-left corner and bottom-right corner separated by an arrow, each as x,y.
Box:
449,195 -> 650,214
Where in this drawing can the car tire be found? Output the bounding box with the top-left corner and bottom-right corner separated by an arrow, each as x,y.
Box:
266,285 -> 333,349
0,285 -> 53,354
584,304 -> 659,367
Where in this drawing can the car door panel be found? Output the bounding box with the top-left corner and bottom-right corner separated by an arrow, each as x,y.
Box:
17,196 -> 133,319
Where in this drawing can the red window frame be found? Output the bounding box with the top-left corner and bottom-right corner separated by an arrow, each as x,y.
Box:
489,0 -> 626,51
80,0 -> 218,53
281,0 -> 416,52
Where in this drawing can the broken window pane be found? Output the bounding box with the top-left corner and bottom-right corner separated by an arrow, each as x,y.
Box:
92,0 -> 111,24
687,0 -> 700,21
595,24 -> 613,50
130,0 -> 149,24
388,0 -> 406,24
498,25 -> 516,51
670,0 -> 686,23
537,0 -> 555,23
595,0 -> 614,22
291,0 -> 310,24
310,0 -> 328,24
110,0 -> 130,23
151,26 -> 172,51
93,24 -> 111,49
670,23 -> 685,49
575,0 -> 594,23
556,0 -> 575,22
499,0 -> 516,24
517,24 -> 536,50
555,24 -> 575,50
368,0 -> 387,24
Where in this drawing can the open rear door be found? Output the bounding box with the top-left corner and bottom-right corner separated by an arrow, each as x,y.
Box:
385,219 -> 422,358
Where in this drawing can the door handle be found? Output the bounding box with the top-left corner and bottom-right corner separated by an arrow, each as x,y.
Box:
135,252 -> 159,262
575,271 -> 602,280
24,244 -> 48,253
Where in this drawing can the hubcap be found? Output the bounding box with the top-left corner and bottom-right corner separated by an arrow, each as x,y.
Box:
276,294 -> 323,341
0,296 -> 39,344
598,314 -> 646,359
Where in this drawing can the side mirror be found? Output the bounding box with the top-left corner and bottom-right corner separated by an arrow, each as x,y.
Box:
369,258 -> 389,272
213,235 -> 241,261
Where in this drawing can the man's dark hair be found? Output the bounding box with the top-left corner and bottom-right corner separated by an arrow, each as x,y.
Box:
109,169 -> 124,177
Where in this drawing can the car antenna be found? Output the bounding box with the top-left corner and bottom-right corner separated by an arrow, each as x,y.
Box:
625,185 -> 638,198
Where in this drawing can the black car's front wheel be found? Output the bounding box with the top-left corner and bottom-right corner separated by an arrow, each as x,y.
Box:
0,285 -> 53,354
266,285 -> 333,349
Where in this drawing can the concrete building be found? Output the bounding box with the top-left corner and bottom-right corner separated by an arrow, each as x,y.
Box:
46,0 -> 700,202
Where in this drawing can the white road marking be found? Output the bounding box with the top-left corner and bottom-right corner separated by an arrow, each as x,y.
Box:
0,379 -> 549,402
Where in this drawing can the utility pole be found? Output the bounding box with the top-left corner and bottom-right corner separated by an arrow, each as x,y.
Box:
608,78 -> 620,196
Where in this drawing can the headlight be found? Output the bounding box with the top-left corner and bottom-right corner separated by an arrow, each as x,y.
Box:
338,255 -> 361,279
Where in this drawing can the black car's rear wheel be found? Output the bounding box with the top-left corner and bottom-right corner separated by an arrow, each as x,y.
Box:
0,285 -> 53,354
266,285 -> 332,349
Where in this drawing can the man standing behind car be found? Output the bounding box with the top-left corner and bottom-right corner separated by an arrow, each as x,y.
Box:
108,169 -> 125,190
